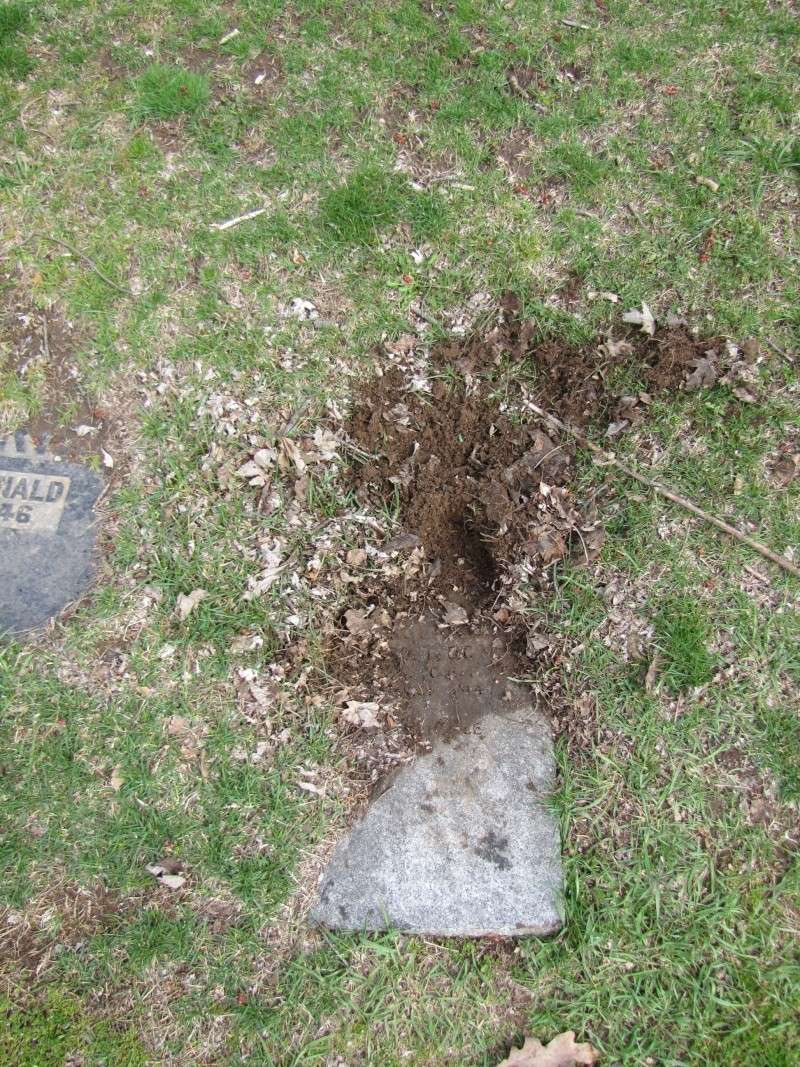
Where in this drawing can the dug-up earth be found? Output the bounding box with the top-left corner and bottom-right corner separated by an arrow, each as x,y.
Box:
328,298 -> 752,762
308,299 -> 760,935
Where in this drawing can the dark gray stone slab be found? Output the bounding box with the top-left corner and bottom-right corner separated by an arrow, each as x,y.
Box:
0,433 -> 102,637
311,711 -> 563,937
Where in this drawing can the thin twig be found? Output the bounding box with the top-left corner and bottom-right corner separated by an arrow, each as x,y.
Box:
41,314 -> 50,362
765,338 -> 794,363
524,398 -> 800,580
211,206 -> 267,231
45,236 -> 132,296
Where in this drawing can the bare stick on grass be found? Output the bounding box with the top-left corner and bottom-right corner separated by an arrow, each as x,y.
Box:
525,399 -> 800,580
45,236 -> 132,296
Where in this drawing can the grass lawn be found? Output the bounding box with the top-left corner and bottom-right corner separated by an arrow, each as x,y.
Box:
1,0 -> 799,1063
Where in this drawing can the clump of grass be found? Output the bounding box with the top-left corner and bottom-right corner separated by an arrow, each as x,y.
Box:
320,165 -> 446,246
0,1 -> 34,79
131,64 -> 210,122
0,1 -> 27,37
0,989 -> 146,1066
732,134 -> 800,176
653,593 -> 717,692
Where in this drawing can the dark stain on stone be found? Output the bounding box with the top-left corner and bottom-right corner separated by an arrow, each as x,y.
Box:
474,830 -> 511,870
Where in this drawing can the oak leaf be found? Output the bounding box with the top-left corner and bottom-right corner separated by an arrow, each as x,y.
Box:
496,1031 -> 599,1067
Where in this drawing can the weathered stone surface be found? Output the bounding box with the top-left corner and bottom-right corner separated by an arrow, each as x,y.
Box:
0,433 -> 102,637
311,711 -> 563,937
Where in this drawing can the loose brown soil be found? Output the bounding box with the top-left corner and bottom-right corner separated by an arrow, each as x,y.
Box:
327,300 -> 728,772
0,277 -> 114,464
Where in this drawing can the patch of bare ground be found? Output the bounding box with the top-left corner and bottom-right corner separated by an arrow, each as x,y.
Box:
97,46 -> 128,81
374,87 -> 460,183
0,272 -> 141,485
245,48 -> 284,94
0,881 -> 124,987
149,118 -> 191,155
496,129 -> 535,185
0,277 -> 109,464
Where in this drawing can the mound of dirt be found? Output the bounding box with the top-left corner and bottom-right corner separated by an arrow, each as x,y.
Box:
327,304 -> 732,775
349,363 -> 590,598
347,309 -> 720,599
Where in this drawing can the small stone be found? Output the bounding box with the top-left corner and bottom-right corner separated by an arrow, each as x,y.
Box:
311,711 -> 563,936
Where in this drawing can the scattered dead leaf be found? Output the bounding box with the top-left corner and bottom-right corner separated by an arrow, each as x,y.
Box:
176,588 -> 208,621
685,355 -> 718,391
443,602 -> 470,626
622,303 -> 656,336
770,453 -> 799,488
644,650 -> 662,694
694,174 -> 720,193
496,1031 -> 599,1067
342,700 -> 382,729
146,861 -> 186,890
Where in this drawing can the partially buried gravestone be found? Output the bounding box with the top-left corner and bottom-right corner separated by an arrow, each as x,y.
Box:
311,710 -> 563,937
0,432 -> 102,637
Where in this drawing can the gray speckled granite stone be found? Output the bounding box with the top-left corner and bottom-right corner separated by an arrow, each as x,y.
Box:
311,711 -> 563,937
0,433 -> 102,637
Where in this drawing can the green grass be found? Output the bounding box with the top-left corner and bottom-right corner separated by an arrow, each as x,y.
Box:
653,593 -> 717,692
0,0 -> 798,1063
321,165 -> 449,247
131,63 -> 210,122
0,989 -> 146,1066
0,0 -> 33,78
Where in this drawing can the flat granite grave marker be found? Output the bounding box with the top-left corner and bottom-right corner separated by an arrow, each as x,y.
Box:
0,432 -> 102,637
311,710 -> 563,937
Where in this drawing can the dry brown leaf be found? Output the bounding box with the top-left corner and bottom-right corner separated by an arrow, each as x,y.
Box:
109,767 -> 124,792
230,632 -> 264,654
296,778 -> 325,795
344,608 -> 373,634
685,356 -> 718,391
176,588 -> 208,621
645,650 -> 662,693
281,436 -> 307,474
496,1031 -> 599,1067
601,338 -> 633,358
771,454 -> 799,488
146,861 -> 187,890
622,302 -> 655,336
341,700 -> 382,728
383,531 -> 423,553
166,715 -> 191,736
